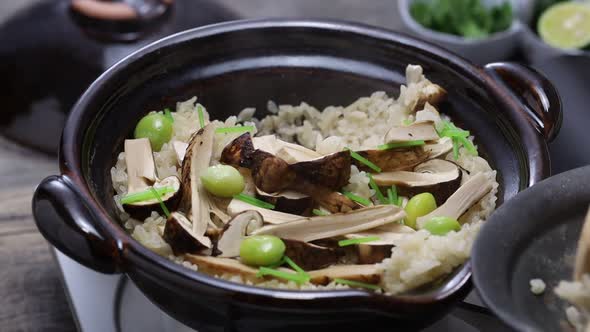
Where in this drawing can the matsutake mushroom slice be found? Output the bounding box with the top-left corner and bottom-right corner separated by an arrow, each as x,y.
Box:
185,255 -> 261,282
357,245 -> 393,265
252,135 -> 322,163
256,189 -> 314,215
372,159 -> 462,205
215,211 -> 264,258
283,239 -> 344,270
288,151 -> 351,190
180,124 -> 216,247
249,150 -> 296,193
416,172 -> 493,228
574,207 -> 590,281
423,137 -> 453,159
163,212 -> 211,255
227,199 -> 303,225
220,132 -> 256,168
251,205 -> 406,242
172,140 -> 189,166
354,147 -> 430,172
343,223 -> 416,246
384,121 -> 440,143
123,138 -> 182,218
290,182 -> 360,213
308,265 -> 382,285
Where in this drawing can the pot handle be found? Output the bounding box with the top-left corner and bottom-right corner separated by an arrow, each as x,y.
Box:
484,62 -> 562,142
33,175 -> 120,274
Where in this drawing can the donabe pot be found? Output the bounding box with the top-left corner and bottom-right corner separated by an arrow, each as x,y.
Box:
32,19 -> 561,331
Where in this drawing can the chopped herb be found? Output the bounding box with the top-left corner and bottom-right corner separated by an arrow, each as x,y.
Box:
338,236 -> 380,247
346,148 -> 381,173
197,103 -> 205,129
438,120 -> 478,159
457,136 -> 477,155
342,191 -> 371,207
452,137 -> 460,160
283,256 -> 310,280
333,278 -> 381,290
377,140 -> 425,150
397,196 -> 404,207
215,125 -> 255,134
164,108 -> 174,123
120,186 -> 176,205
312,209 -> 330,216
148,187 -> 170,218
368,174 -> 387,204
403,119 -> 413,126
234,193 -> 275,210
257,267 -> 308,284
387,185 -> 398,206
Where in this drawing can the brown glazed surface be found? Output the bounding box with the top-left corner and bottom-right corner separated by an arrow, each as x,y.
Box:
32,20 -> 560,331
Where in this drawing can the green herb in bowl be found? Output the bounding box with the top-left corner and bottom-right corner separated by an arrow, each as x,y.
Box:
410,0 -> 514,39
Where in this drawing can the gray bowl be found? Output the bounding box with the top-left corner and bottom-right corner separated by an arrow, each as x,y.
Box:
521,23 -> 590,64
398,0 -> 526,64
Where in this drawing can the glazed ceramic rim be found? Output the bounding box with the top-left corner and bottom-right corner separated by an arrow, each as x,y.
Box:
59,19 -> 548,304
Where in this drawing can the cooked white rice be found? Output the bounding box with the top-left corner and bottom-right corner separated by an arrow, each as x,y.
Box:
110,65 -> 499,293
529,278 -> 546,295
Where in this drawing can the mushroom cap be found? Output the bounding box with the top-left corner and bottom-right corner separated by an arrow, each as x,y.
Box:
123,175 -> 183,219
163,212 -> 211,255
215,211 -> 264,258
384,121 -> 440,143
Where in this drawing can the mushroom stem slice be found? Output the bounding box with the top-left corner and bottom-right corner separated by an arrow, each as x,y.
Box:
164,212 -> 211,253
343,223 -> 416,246
308,265 -> 382,285
416,172 -> 493,228
574,207 -> 590,281
216,211 -> 264,258
124,138 -> 157,192
256,189 -> 313,215
384,121 -> 440,143
288,151 -> 351,190
227,199 -> 303,224
180,124 -> 216,237
252,205 -> 406,242
253,135 -> 322,163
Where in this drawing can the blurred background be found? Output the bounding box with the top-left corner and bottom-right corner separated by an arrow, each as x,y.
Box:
0,1 -> 588,331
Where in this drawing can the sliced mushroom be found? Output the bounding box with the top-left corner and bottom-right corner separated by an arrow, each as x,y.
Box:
283,239 -> 344,270
343,223 -> 416,246
308,264 -> 381,285
574,207 -> 590,281
227,199 -> 303,224
357,245 -> 393,264
256,189 -> 313,215
413,84 -> 447,113
172,140 -> 189,165
354,147 -> 430,172
249,150 -> 295,193
215,211 -> 264,258
384,121 -> 439,143
416,172 -> 493,228
252,135 -> 322,163
252,205 -> 406,242
180,124 -> 215,247
372,159 -> 462,205
423,137 -> 453,159
123,138 -> 182,218
185,255 -> 261,282
288,151 -> 351,190
290,181 -> 360,213
220,132 -> 255,168
163,212 -> 211,255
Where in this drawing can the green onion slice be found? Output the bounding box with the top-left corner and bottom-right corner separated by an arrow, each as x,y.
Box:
148,187 -> 171,218
120,186 -> 176,205
387,185 -> 398,206
346,148 -> 381,173
312,209 -> 330,216
164,108 -> 174,123
338,236 -> 380,247
333,278 -> 380,290
215,125 -> 255,134
257,267 -> 308,284
342,191 -> 371,207
377,140 -> 425,150
368,174 -> 387,204
283,256 -> 310,279
197,103 -> 205,129
234,193 -> 275,210
452,137 -> 460,160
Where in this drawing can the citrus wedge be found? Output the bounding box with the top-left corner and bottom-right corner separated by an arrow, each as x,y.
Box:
538,2 -> 590,50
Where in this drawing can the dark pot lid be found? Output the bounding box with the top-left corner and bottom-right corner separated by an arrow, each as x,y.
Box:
0,0 -> 237,154
472,165 -> 590,331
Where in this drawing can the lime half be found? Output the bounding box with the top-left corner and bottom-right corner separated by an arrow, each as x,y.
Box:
538,2 -> 590,50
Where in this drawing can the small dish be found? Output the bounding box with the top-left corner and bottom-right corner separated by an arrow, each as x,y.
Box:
472,165 -> 590,331
521,23 -> 590,64
398,0 -> 525,64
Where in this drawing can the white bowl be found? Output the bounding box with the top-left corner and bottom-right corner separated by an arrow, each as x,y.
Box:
398,0 -> 525,64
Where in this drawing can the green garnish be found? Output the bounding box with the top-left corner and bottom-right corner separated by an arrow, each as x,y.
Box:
452,138 -> 460,160
234,193 -> 275,210
342,191 -> 371,207
312,209 -> 330,216
120,186 -> 176,205
438,121 -> 478,159
387,185 -> 398,206
368,174 -> 387,205
148,187 -> 171,218
377,140 -> 425,150
346,148 -> 381,173
402,119 -> 413,126
257,267 -> 308,284
164,108 -> 174,123
283,256 -> 310,279
333,278 -> 381,290
197,103 -> 205,128
410,0 -> 513,39
215,125 -> 255,134
338,236 -> 380,247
